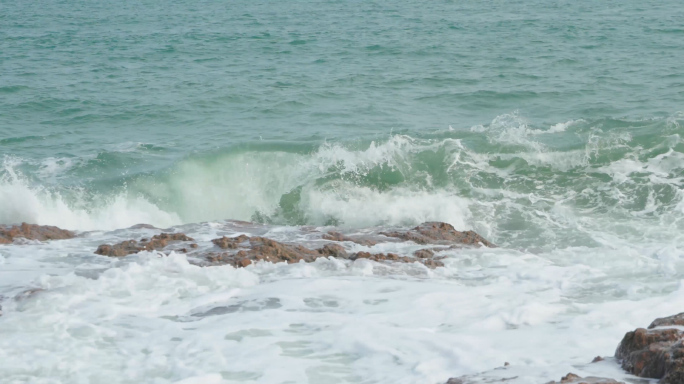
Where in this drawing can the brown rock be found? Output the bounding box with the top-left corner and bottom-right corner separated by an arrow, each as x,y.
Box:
201,234 -> 446,269
546,373 -> 624,384
650,313 -> 684,329
95,233 -> 194,257
95,240 -> 141,257
317,243 -> 349,259
350,251 -> 441,267
381,222 -> 494,247
142,233 -> 194,251
211,235 -> 249,249
0,223 -> 75,244
615,313 -> 684,383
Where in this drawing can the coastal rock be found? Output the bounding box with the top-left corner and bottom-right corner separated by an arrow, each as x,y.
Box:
212,234 -> 249,249
0,223 -> 75,244
615,312 -> 684,383
545,373 -> 624,384
95,233 -> 194,257
380,222 -> 494,247
92,222 -> 489,269
204,235 -> 443,268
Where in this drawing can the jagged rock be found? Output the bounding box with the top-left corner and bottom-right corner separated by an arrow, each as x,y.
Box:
212,234 -> 249,249
237,236 -> 322,263
322,231 -> 377,246
0,223 -> 75,244
546,373 -> 624,384
95,233 -> 194,257
91,222 -> 487,269
202,235 -> 444,268
381,222 -> 494,247
615,312 -> 684,383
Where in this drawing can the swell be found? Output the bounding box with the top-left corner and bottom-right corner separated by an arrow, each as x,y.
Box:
1,113 -> 683,251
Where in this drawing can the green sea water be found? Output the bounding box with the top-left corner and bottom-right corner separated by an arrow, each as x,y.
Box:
1,0 -> 684,249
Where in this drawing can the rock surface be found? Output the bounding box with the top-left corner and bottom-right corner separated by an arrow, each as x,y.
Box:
615,312 -> 684,383
381,222 -> 495,247
95,233 -> 194,257
0,223 -> 75,244
93,222 -> 492,269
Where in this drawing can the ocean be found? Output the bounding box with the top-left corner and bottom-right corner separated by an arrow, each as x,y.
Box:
1,0 -> 684,383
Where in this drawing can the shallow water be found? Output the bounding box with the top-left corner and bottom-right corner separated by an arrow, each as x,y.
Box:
1,0 -> 684,383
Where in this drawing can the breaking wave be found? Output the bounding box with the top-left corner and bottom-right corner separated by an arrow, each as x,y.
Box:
2,112 -> 684,250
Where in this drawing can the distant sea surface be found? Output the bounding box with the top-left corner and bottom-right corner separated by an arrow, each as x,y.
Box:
1,1 -> 684,383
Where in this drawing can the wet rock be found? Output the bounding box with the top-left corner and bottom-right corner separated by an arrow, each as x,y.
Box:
381,222 -> 494,247
95,233 -> 194,257
322,231 -> 377,246
0,223 -> 75,244
545,373 -> 624,384
317,243 -> 349,258
413,248 -> 435,258
95,240 -> 141,257
350,251 -> 443,267
650,313 -> 684,328
142,233 -> 193,251
212,234 -> 249,249
201,234 -> 446,268
239,236 -> 322,264
615,312 -> 684,383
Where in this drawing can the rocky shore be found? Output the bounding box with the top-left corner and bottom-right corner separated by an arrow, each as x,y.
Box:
1,221 -> 682,383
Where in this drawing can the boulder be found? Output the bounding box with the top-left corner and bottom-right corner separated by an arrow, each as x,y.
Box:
0,223 -> 75,244
381,222 -> 494,247
615,312 -> 684,383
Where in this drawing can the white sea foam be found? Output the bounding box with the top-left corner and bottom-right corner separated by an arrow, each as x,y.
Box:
0,225 -> 682,383
0,160 -> 180,231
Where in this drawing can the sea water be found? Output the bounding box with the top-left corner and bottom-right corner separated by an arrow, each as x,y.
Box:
1,0 -> 684,383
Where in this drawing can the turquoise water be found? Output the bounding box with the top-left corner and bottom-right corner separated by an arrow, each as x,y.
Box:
2,0 -> 684,248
